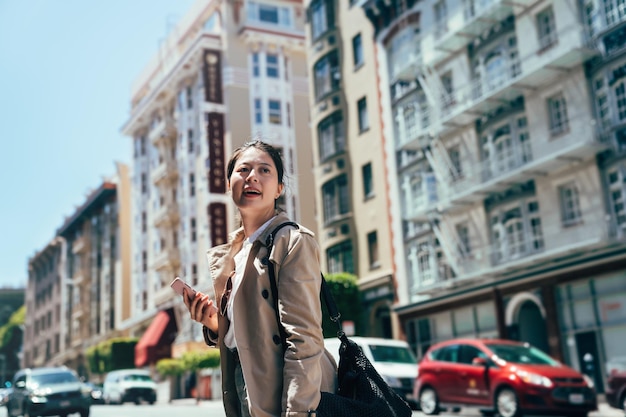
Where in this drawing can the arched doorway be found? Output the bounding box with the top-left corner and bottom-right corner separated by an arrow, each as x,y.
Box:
368,302 -> 392,339
505,292 -> 549,352
517,300 -> 549,353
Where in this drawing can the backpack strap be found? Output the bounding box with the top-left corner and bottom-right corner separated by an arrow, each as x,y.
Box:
264,222 -> 344,354
263,222 -> 299,353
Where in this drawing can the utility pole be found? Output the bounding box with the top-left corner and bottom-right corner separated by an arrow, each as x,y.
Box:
0,353 -> 5,386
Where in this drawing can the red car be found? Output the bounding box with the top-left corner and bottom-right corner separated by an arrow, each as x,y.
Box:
605,356 -> 626,412
414,338 -> 597,417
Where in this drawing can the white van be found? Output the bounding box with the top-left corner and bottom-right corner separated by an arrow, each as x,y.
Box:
102,369 -> 157,405
324,336 -> 418,409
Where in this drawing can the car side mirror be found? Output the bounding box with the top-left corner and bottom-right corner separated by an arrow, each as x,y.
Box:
472,357 -> 488,366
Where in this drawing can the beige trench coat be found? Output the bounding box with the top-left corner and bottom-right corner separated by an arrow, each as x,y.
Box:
203,212 -> 337,417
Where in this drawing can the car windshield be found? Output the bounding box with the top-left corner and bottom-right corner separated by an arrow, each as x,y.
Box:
31,371 -> 78,387
486,343 -> 559,366
122,374 -> 153,382
369,345 -> 417,364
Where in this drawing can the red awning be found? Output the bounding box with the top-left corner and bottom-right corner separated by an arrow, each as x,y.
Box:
134,309 -> 177,367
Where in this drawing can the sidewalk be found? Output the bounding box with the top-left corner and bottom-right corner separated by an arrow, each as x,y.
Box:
169,397 -> 221,406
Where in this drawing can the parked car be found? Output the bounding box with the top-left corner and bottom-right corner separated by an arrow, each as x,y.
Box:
414,338 -> 597,417
605,356 -> 626,412
6,366 -> 91,417
102,369 -> 157,405
325,336 -> 418,409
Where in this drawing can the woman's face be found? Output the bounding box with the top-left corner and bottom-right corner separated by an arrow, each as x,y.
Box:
228,147 -> 284,214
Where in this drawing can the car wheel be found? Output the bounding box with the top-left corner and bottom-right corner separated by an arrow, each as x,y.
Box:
419,387 -> 440,415
80,407 -> 90,417
621,392 -> 626,412
495,388 -> 520,417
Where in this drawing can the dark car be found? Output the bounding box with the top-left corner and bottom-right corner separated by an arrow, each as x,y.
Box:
605,356 -> 626,412
0,387 -> 11,407
414,338 -> 597,417
6,366 -> 91,417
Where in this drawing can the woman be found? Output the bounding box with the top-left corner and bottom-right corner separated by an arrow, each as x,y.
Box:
183,140 -> 337,417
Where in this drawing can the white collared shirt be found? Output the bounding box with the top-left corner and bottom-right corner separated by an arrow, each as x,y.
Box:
224,216 -> 276,349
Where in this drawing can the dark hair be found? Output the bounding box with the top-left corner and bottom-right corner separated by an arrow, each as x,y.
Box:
226,140 -> 285,184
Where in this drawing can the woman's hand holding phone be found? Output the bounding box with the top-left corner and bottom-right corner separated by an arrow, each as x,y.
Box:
170,277 -> 218,332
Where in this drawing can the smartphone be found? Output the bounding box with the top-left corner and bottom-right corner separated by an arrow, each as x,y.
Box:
170,277 -> 197,301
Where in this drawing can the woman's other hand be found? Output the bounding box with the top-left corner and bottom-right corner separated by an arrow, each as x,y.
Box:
183,288 -> 218,333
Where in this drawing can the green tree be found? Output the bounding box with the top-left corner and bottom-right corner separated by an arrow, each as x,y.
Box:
181,349 -> 220,372
155,358 -> 185,377
321,273 -> 362,338
0,305 -> 25,384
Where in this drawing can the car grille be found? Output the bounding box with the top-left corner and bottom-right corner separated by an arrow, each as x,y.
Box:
48,391 -> 82,401
127,388 -> 154,396
552,386 -> 595,402
552,377 -> 584,383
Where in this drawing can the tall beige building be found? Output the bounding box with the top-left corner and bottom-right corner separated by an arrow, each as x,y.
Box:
353,0 -> 626,392
121,0 -> 316,363
304,0 -> 400,338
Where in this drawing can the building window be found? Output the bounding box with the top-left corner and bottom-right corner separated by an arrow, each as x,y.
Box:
141,211 -> 147,233
352,33 -> 363,67
434,0 -> 448,39
362,163 -> 374,199
192,263 -> 198,286
248,1 -> 291,27
189,173 -> 195,197
367,231 -> 379,269
141,173 -> 147,194
140,135 -> 146,156
322,174 -> 349,223
310,0 -> 334,40
254,98 -> 262,123
266,53 -> 279,78
490,199 -> 544,264
191,218 -> 197,242
548,93 -> 569,135
188,129 -> 194,153
559,182 -> 582,226
594,77 -> 611,129
615,79 -> 626,121
537,6 -> 557,49
318,111 -> 345,160
314,51 -> 340,100
252,53 -> 260,77
269,100 -> 281,124
186,86 -> 193,109
358,97 -> 369,132
327,240 -> 354,273
456,222 -> 471,256
142,250 -> 147,272
607,168 -> 626,232
448,145 -> 463,180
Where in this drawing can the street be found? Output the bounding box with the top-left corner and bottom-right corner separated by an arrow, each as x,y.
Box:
0,400 -> 623,417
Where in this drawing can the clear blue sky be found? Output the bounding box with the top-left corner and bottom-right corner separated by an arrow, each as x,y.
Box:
0,0 -> 196,288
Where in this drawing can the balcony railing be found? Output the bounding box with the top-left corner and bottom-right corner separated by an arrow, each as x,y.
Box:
72,236 -> 86,254
148,116 -> 177,146
151,158 -> 178,186
152,248 -> 181,271
433,0 -> 545,60
422,23 -> 599,132
153,202 -> 179,228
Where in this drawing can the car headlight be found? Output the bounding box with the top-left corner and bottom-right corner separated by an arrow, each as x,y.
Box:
583,374 -> 595,389
516,370 -> 553,388
383,375 -> 402,388
30,389 -> 50,403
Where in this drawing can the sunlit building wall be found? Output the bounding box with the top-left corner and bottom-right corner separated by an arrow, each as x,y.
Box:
304,0 -> 401,338
121,0 -> 315,362
357,0 -> 626,393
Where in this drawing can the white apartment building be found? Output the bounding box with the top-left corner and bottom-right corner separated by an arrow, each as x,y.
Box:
121,0 -> 316,365
358,0 -> 626,392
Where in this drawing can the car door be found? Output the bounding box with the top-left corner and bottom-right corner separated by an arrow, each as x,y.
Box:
430,344 -> 460,403
452,344 -> 491,406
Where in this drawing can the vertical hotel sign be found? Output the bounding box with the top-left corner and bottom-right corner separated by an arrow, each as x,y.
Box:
207,112 -> 225,193
203,49 -> 223,104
